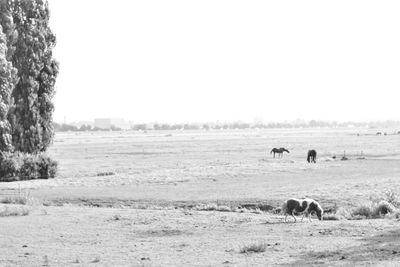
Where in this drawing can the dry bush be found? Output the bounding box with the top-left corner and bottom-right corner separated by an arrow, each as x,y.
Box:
240,241 -> 267,253
348,200 -> 397,219
351,204 -> 374,218
0,206 -> 30,217
331,190 -> 400,220
1,195 -> 29,205
0,188 -> 33,205
195,204 -> 232,212
373,200 -> 396,216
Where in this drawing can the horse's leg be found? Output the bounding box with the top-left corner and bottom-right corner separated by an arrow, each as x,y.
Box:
292,211 -> 296,223
285,214 -> 288,223
301,213 -> 305,222
309,213 -> 312,222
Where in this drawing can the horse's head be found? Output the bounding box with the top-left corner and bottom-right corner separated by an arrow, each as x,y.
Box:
284,148 -> 290,153
316,204 -> 324,220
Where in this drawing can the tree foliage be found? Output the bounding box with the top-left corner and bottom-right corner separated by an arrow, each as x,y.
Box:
0,0 -> 58,180
0,2 -> 18,151
0,0 -> 58,153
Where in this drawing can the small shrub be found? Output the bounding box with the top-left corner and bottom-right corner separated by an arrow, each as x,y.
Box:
37,155 -> 58,178
0,152 -> 57,181
19,155 -> 39,180
373,201 -> 396,216
0,206 -> 30,217
351,204 -> 373,218
240,241 -> 267,253
0,152 -> 21,181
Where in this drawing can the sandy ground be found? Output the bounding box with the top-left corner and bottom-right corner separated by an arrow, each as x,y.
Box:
0,128 -> 400,266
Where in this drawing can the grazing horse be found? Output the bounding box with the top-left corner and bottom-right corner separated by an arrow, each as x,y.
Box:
270,147 -> 290,158
307,150 -> 317,163
282,198 -> 323,222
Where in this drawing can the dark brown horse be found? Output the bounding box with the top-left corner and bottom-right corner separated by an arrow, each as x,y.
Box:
270,147 -> 290,158
307,149 -> 317,163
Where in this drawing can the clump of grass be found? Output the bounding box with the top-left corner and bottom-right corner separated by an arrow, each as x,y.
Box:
91,256 -> 101,263
96,171 -> 115,177
195,204 -> 232,212
352,204 -> 374,218
322,214 -> 340,221
1,195 -> 29,205
0,187 -> 32,205
112,214 -> 122,221
240,241 -> 267,253
0,206 -> 30,217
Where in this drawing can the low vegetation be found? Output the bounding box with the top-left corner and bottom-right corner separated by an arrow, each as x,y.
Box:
0,152 -> 57,182
96,171 -> 115,177
240,241 -> 267,253
0,205 -> 30,217
0,188 -> 32,205
326,189 -> 400,220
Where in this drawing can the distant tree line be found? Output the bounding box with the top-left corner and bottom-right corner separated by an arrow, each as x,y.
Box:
54,120 -> 400,132
53,122 -> 122,132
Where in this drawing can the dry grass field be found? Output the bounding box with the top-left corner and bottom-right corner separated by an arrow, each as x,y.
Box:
1,128 -> 400,266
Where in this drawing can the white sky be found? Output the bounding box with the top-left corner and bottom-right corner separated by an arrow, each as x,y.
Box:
49,0 -> 400,123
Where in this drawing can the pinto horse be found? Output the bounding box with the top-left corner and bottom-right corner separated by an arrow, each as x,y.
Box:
270,147 -> 290,158
282,198 -> 323,222
307,149 -> 317,163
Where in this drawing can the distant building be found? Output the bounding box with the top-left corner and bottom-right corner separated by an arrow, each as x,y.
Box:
94,118 -> 129,130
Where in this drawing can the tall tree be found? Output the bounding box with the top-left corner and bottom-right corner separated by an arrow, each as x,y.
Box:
5,0 -> 58,153
0,2 -> 18,152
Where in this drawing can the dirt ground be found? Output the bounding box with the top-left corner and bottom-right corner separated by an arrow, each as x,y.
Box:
1,205 -> 400,266
1,128 -> 400,266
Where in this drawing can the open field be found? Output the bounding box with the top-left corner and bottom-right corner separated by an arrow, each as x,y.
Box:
1,128 -> 400,266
